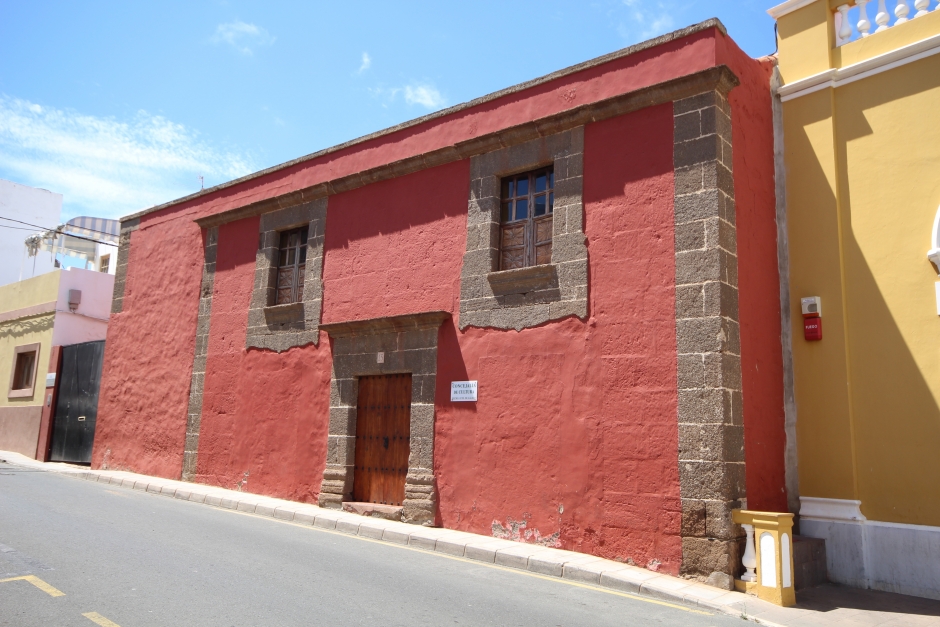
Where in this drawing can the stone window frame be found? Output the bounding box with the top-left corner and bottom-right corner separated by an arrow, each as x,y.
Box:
246,198 -> 327,353
459,127 -> 588,331
8,342 -> 41,399
318,311 -> 448,526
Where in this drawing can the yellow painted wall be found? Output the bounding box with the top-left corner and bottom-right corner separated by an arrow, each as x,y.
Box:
833,57 -> 940,525
778,1 -> 940,526
0,272 -> 60,409
834,11 -> 940,69
775,1 -> 834,84
782,90 -> 858,502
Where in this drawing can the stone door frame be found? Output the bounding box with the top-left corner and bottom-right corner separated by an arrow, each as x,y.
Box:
318,311 -> 449,526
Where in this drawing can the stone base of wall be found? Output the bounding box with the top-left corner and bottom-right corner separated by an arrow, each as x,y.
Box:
802,497 -> 940,601
0,405 -> 42,459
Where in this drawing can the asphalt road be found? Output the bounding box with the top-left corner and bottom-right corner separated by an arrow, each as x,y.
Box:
0,461 -> 745,627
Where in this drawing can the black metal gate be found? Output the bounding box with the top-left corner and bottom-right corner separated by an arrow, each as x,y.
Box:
49,340 -> 105,464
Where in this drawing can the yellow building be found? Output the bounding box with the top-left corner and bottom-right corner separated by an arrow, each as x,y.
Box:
0,268 -> 114,459
770,0 -> 940,600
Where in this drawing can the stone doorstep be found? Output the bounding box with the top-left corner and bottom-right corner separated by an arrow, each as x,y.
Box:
342,501 -> 403,521
0,452 -> 786,625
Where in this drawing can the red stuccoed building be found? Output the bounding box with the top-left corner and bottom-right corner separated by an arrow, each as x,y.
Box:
95,20 -> 787,584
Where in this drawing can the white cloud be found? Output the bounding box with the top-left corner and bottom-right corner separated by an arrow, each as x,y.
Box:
211,21 -> 275,55
369,81 -> 447,111
617,0 -> 677,41
0,95 -> 255,220
358,52 -> 372,74
404,84 -> 446,109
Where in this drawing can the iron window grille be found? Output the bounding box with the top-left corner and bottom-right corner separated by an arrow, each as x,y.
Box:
500,167 -> 554,270
275,226 -> 308,305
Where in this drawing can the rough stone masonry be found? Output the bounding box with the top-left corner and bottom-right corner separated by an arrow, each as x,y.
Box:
672,81 -> 747,586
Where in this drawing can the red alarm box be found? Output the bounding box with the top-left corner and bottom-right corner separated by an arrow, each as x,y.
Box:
804,316 -> 822,341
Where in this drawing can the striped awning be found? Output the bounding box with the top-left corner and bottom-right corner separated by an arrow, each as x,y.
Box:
24,216 -> 120,258
62,216 -> 120,245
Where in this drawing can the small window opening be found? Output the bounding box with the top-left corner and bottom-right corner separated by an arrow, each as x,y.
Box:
500,167 -> 554,270
276,226 -> 309,305
12,351 -> 36,391
99,254 -> 110,274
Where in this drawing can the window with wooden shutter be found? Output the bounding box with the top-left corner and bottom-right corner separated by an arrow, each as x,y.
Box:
275,226 -> 308,305
500,167 -> 554,270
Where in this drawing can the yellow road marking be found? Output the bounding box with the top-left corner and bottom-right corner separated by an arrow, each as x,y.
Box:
226,509 -> 711,616
83,612 -> 121,627
0,574 -> 66,597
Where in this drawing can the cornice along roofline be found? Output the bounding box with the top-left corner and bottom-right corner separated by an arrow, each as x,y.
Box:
777,31 -> 940,100
120,18 -> 728,224
767,0 -> 818,20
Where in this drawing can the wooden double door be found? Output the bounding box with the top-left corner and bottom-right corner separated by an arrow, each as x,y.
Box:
353,374 -> 411,506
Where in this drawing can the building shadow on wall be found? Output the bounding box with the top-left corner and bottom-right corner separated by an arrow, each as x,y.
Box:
0,315 -> 54,340
789,63 -> 940,526
833,68 -> 940,524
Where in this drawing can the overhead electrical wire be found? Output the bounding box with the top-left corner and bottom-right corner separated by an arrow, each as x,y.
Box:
0,215 -> 119,240
0,214 -> 119,237
0,215 -> 114,246
0,224 -> 45,232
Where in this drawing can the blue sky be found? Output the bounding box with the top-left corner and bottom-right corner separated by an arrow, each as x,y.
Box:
0,1 -> 778,222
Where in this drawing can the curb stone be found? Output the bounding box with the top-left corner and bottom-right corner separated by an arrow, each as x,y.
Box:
0,452 -> 788,626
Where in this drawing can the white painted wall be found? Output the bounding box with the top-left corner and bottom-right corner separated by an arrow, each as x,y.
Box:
800,496 -> 940,600
0,179 -> 63,287
51,267 -> 114,346
94,242 -> 119,275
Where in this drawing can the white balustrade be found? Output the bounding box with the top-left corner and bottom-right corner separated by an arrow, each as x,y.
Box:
741,524 -> 757,582
835,0 -> 936,45
875,0 -> 891,32
896,0 -> 911,23
858,0 -> 873,37
838,4 -> 853,42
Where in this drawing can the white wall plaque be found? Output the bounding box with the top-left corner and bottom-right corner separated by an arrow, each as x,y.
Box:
451,381 -> 478,402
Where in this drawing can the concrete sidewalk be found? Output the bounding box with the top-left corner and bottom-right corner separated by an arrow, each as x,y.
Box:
3,451 -> 938,627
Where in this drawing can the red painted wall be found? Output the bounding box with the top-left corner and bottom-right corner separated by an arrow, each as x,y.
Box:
321,160 -> 469,324
192,217 -> 334,501
435,104 -> 681,571
192,162 -> 470,500
93,218 -> 203,476
717,36 -> 788,512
